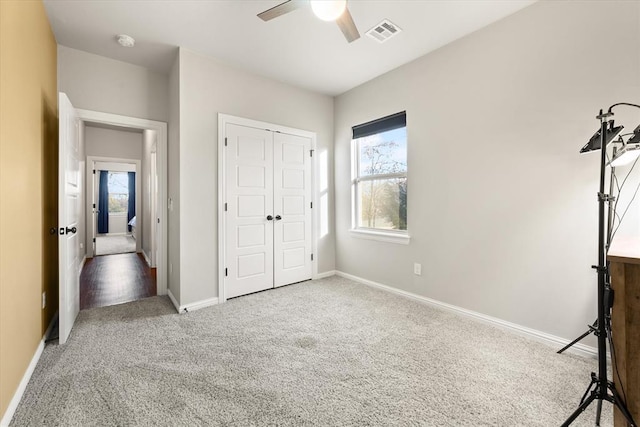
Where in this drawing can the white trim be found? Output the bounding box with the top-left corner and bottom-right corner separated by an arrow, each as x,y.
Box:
142,250 -> 151,267
335,271 -> 598,359
167,290 -> 218,314
0,313 -> 58,427
167,288 -> 180,312
217,113 -> 318,304
181,297 -> 219,313
349,228 -> 410,245
314,270 -> 336,279
76,109 -> 168,297
79,255 -> 87,274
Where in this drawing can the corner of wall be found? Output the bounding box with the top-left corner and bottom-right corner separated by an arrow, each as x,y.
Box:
167,48 -> 181,302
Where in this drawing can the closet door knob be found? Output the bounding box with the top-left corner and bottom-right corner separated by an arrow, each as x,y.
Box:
275,215 -> 282,221
266,215 -> 273,221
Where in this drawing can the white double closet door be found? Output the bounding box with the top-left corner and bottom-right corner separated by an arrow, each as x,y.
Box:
225,123 -> 313,299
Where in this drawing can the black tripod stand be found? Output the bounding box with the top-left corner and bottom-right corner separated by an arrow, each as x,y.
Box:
561,109 -> 637,427
558,142 -> 620,356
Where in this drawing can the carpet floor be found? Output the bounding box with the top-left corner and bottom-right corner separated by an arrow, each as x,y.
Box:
95,235 -> 136,256
11,276 -> 611,426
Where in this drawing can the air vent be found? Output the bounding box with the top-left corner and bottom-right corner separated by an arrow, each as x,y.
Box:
366,19 -> 402,43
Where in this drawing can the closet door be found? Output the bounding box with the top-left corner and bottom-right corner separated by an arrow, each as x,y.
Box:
225,124 -> 274,298
273,132 -> 313,287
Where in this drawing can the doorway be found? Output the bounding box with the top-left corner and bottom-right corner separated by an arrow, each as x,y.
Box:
76,110 -> 168,297
89,159 -> 141,257
58,96 -> 168,343
218,114 -> 318,302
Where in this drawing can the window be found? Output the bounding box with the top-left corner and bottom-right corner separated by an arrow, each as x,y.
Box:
351,112 -> 408,243
108,172 -> 129,214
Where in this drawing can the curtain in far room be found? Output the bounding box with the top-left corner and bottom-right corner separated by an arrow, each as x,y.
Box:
98,170 -> 109,233
128,172 -> 136,232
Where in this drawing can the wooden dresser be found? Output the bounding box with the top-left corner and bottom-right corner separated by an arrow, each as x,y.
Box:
608,237 -> 640,426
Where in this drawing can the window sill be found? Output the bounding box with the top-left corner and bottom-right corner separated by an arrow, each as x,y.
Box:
349,229 -> 410,245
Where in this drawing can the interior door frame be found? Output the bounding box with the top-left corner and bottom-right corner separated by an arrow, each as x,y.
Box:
76,109 -> 168,296
86,156 -> 142,256
218,114 -> 319,303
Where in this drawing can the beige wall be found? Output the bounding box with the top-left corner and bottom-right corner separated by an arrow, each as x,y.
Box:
0,0 -> 58,419
334,0 -> 640,345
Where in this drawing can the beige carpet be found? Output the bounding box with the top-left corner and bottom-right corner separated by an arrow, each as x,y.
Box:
11,276 -> 612,426
95,235 -> 136,256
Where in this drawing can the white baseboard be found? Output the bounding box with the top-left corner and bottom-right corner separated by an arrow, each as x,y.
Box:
314,270 -> 336,280
167,289 -> 180,312
141,250 -> 151,267
180,297 -> 218,313
1,312 -> 58,427
335,271 -> 597,359
167,289 -> 218,314
79,255 -> 87,273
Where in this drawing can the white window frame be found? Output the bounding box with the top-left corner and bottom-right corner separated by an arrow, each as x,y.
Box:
350,114 -> 409,245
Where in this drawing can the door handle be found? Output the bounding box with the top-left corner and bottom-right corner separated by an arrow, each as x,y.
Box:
64,226 -> 77,235
275,215 -> 282,221
266,215 -> 273,221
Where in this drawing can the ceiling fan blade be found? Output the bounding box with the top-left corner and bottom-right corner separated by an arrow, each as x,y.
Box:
257,0 -> 304,21
336,7 -> 360,43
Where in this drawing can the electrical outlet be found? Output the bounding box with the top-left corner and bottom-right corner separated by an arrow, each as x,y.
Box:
80,242 -> 84,249
414,263 -> 422,276
42,292 -> 46,309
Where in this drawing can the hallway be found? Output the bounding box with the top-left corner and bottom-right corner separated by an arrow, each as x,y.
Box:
80,253 -> 156,310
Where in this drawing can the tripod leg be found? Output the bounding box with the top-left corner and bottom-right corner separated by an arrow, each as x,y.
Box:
557,320 -> 598,354
561,393 -> 597,427
608,383 -> 637,427
595,398 -> 602,426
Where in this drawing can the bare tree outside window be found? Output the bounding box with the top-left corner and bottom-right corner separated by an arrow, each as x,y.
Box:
354,127 -> 407,231
108,172 -> 129,214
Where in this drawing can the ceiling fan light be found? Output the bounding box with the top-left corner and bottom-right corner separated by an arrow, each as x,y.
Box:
310,0 -> 346,21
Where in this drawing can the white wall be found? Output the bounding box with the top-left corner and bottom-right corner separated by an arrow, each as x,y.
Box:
334,0 -> 640,344
141,130 -> 156,263
78,123 -> 86,260
58,46 -> 169,122
176,48 -> 335,306
168,54 -> 181,301
106,215 -> 128,235
85,126 -> 142,160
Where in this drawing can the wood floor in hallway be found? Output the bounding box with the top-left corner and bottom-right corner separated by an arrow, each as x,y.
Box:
80,253 -> 157,310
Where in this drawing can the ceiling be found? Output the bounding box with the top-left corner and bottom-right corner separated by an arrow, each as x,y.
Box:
44,0 -> 536,96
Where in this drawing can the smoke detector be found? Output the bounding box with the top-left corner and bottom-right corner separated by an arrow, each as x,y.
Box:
116,34 -> 135,48
366,19 -> 402,43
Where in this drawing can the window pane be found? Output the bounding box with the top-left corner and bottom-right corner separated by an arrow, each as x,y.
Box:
108,172 -> 129,213
357,127 -> 407,177
358,177 -> 407,231
109,194 -> 128,213
108,172 -> 128,193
